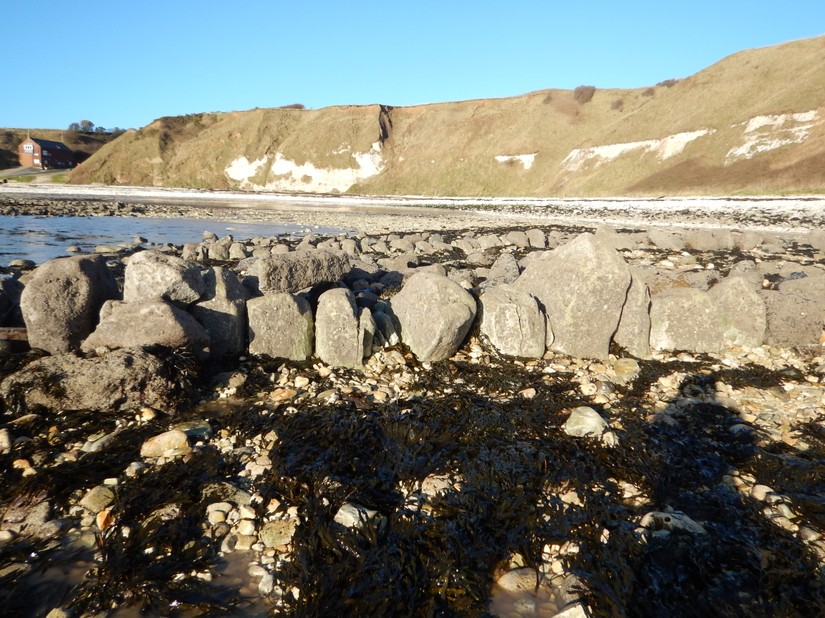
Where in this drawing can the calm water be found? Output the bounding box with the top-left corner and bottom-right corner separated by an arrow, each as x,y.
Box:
0,215 -> 347,267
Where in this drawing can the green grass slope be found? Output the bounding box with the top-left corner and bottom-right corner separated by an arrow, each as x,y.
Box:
70,35 -> 825,196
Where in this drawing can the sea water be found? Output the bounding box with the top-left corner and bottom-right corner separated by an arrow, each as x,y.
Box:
0,215 -> 347,267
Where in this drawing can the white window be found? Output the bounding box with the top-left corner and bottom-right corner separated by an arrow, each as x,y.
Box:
23,144 -> 34,153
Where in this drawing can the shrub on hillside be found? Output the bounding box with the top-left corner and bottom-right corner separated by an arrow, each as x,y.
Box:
611,99 -> 624,111
574,85 -> 596,104
642,87 -> 656,97
279,103 -> 306,110
656,78 -> 680,88
543,92 -> 553,104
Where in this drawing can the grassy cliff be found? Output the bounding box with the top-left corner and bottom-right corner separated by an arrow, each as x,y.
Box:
69,36 -> 825,197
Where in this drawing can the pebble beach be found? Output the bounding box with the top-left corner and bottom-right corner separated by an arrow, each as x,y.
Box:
1,186 -> 824,617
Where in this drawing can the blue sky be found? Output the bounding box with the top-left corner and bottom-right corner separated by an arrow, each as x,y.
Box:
6,1 -> 824,131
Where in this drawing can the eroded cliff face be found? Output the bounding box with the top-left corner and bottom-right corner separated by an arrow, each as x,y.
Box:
70,36 -> 825,196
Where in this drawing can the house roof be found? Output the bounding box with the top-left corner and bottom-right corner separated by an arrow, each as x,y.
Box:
28,138 -> 72,151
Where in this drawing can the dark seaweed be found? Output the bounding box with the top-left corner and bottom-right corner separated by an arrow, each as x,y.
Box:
1,350 -> 825,616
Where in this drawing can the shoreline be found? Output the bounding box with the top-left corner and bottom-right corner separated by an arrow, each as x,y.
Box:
1,184 -> 825,236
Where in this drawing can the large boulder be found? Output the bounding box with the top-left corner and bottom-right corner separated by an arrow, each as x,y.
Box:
649,288 -> 723,353
760,274 -> 825,346
190,267 -> 248,360
613,271 -> 651,359
247,250 -> 351,293
708,276 -> 766,348
123,250 -> 205,306
82,299 -> 210,359
479,285 -> 545,358
20,255 -> 118,354
314,288 -> 364,369
514,233 -> 631,359
247,293 -> 314,361
0,348 -> 194,414
390,272 -> 477,362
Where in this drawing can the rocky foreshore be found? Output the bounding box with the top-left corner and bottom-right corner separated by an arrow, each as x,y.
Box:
1,213 -> 825,617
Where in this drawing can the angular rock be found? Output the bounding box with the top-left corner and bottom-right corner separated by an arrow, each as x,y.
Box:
390,272 -> 477,362
248,250 -> 350,293
259,518 -> 298,548
315,288 -> 364,369
359,308 -> 377,357
82,299 -> 210,359
526,229 -> 546,249
514,233 -> 631,359
20,255 -> 118,354
614,271 -> 651,358
373,310 -> 400,347
123,250 -> 205,306
247,292 -> 314,361
0,348 -> 192,413
708,276 -> 767,347
191,266 -> 248,360
479,285 -> 545,358
760,277 -> 825,346
485,252 -> 520,287
649,288 -> 723,353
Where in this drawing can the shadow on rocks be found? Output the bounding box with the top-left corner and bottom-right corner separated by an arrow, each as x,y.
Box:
571,368 -> 825,617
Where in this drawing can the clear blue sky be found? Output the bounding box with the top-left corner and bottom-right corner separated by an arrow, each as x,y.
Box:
6,1 -> 824,131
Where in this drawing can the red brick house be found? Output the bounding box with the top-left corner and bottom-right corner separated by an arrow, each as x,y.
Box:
18,137 -> 75,169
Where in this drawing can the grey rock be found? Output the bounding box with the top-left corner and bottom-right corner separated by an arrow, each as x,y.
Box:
760,276 -> 825,346
479,285 -> 545,358
485,252 -> 520,286
247,293 -> 313,361
614,271 -> 651,358
79,485 -> 115,513
504,231 -> 530,248
20,255 -> 118,354
123,250 -> 205,306
649,288 -> 723,353
452,238 -> 480,254
191,267 -> 248,360
82,299 -> 211,359
526,228 -> 546,248
514,233 -> 631,359
315,288 -> 364,369
359,308 -> 377,357
708,276 -> 766,347
477,234 -> 504,250
647,229 -> 684,251
229,242 -> 248,260
249,250 -> 351,293
390,272 -> 477,362
0,348 -> 189,412
683,229 -> 723,252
